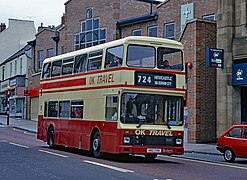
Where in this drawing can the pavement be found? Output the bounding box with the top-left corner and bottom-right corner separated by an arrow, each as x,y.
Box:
0,115 -> 221,156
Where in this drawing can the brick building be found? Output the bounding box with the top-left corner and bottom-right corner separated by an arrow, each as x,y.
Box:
29,0 -> 217,142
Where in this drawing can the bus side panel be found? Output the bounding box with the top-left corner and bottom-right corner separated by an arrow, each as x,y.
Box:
37,115 -> 46,141
100,122 -> 118,153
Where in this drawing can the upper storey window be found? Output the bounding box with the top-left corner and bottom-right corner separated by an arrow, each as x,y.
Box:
75,8 -> 106,50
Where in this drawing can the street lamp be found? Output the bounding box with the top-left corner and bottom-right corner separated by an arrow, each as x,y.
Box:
6,85 -> 10,125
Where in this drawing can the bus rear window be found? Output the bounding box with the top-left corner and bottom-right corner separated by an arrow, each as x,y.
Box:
127,45 -> 155,68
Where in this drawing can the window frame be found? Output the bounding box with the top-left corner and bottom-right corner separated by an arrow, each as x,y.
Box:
147,26 -> 158,37
164,22 -> 175,39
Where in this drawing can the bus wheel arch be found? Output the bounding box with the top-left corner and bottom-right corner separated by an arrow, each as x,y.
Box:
47,125 -> 55,148
90,129 -> 102,158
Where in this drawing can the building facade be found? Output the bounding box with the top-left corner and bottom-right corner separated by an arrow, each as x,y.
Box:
0,45 -> 32,118
217,0 -> 247,136
28,0 -> 217,142
0,19 -> 36,64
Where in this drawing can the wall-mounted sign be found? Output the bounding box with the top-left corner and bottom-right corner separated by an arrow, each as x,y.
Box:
232,63 -> 247,86
135,72 -> 176,88
206,48 -> 224,68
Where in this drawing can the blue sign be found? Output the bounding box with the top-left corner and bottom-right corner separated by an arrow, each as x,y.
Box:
232,63 -> 247,86
206,48 -> 224,68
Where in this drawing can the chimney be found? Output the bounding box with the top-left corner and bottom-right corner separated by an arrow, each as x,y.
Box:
61,14 -> 65,25
0,23 -> 6,32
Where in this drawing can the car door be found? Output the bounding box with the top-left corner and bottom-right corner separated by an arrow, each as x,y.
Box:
238,127 -> 247,157
226,127 -> 243,157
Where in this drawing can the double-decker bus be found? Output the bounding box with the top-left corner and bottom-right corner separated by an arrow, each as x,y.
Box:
37,36 -> 186,160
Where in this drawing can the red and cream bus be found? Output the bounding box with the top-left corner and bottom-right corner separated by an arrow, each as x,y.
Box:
37,36 -> 186,160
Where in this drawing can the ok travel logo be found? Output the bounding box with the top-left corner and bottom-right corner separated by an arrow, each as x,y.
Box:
236,69 -> 244,81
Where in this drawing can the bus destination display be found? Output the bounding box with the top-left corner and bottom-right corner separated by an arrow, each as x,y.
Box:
135,72 -> 176,88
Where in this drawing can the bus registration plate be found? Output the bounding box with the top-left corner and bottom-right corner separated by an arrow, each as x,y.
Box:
147,148 -> 161,153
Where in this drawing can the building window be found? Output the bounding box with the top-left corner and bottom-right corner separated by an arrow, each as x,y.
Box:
75,8 -> 106,50
148,26 -> 158,37
132,29 -> 142,36
61,46 -> 65,54
202,14 -> 216,21
164,22 -> 175,39
15,60 -> 17,75
86,8 -> 93,19
20,58 -> 22,75
2,66 -> 4,80
47,48 -> 54,58
10,62 -> 13,76
37,50 -> 44,69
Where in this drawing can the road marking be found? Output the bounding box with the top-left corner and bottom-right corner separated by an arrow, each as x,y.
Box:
84,160 -> 134,173
9,142 -> 29,149
165,155 -> 247,170
0,140 -> 8,143
38,149 -> 68,158
23,131 -> 36,136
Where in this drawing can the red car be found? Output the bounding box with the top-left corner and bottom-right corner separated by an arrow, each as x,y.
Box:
217,125 -> 247,162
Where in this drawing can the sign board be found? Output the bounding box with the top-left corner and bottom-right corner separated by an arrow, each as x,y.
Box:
135,72 -> 176,88
232,63 -> 247,86
206,48 -> 224,68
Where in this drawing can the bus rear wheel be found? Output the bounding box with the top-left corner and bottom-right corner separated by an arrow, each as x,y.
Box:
145,154 -> 157,161
47,126 -> 55,148
92,131 -> 102,158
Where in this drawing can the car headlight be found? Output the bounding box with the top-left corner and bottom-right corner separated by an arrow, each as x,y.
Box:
176,138 -> 182,145
123,136 -> 131,144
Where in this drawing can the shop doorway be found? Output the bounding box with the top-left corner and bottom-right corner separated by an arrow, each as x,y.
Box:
241,87 -> 247,124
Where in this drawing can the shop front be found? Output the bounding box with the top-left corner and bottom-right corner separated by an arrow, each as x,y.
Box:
232,63 -> 247,124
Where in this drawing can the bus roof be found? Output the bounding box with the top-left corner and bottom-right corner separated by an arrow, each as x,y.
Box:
43,36 -> 183,64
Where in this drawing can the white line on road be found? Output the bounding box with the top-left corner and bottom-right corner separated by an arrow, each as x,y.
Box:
84,160 -> 134,173
9,142 -> 29,149
165,155 -> 247,170
23,131 -> 36,136
38,149 -> 68,158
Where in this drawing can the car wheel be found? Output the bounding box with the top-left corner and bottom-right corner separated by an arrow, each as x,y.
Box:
91,131 -> 102,158
223,149 -> 236,162
47,126 -> 55,148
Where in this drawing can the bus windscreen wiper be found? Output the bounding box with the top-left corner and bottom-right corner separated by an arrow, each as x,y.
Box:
136,119 -> 147,128
158,114 -> 171,129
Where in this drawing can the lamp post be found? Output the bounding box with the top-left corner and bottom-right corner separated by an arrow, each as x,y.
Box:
6,85 -> 10,125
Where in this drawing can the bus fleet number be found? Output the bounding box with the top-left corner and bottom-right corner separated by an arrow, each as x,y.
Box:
137,75 -> 152,84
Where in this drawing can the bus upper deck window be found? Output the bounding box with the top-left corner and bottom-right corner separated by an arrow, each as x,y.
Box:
157,47 -> 183,71
51,60 -> 62,77
87,50 -> 103,71
105,45 -> 123,68
127,45 -> 155,68
42,62 -> 51,79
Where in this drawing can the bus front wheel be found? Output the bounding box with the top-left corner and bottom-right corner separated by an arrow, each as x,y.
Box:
92,131 -> 102,158
47,126 -> 55,148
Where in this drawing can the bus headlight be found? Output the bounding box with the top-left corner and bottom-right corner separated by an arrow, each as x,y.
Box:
123,136 -> 131,144
176,138 -> 182,145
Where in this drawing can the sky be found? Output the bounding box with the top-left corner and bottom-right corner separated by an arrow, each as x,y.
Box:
0,0 -> 67,30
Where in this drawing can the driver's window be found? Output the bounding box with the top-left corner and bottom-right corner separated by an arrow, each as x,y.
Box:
105,95 -> 118,120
